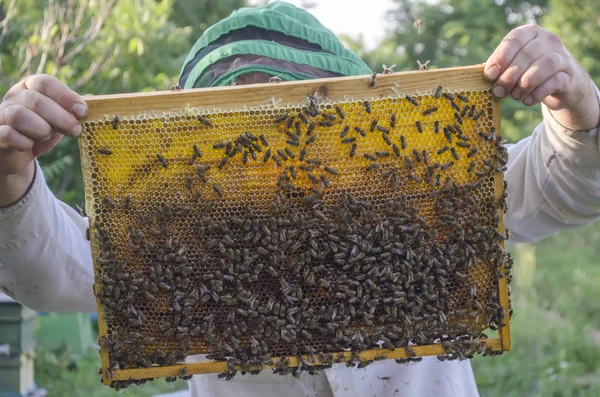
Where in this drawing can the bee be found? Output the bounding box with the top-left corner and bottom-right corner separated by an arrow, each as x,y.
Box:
320,174 -> 330,188
417,60 -> 430,71
197,115 -> 214,127
275,113 -> 289,124
392,144 -> 401,157
423,106 -> 438,115
340,126 -> 350,138
461,104 -> 470,117
277,149 -> 288,161
406,95 -> 419,107
400,135 -> 407,150
218,156 -> 229,169
434,86 -> 443,99
319,120 -> 333,127
286,116 -> 296,130
449,101 -> 461,112
157,153 -> 168,168
324,166 -> 338,175
390,113 -> 397,128
467,147 -> 479,158
413,18 -> 423,33
456,93 -> 469,102
472,109 -> 485,121
369,72 -> 378,87
349,143 -> 357,157
412,149 -> 421,162
341,137 -> 356,144
366,163 -> 380,171
213,141 -> 226,150
450,147 -> 459,160
363,100 -> 372,114
454,112 -> 464,125
370,119 -> 378,132
382,64 -> 396,74
269,75 -> 283,83
354,127 -> 366,137
364,153 -> 377,161
408,173 -> 422,183
213,184 -> 223,197
289,166 -> 297,180
242,150 -> 249,164
272,155 -> 283,167
98,147 -> 112,155
286,137 -> 300,147
263,148 -> 272,162
298,112 -> 308,125
306,122 -> 316,135
299,147 -> 307,161
432,120 -> 440,134
307,173 -> 319,184
437,145 -> 449,155
376,151 -> 390,158
111,115 -> 120,129
382,133 -> 392,145
306,135 -> 317,145
441,161 -> 454,170
422,150 -> 429,164
456,141 -> 471,148
185,175 -> 193,190
416,121 -> 423,133
467,160 -> 476,173
404,156 -> 414,170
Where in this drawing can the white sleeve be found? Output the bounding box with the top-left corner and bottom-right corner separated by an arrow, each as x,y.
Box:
0,161 -> 96,313
505,85 -> 600,243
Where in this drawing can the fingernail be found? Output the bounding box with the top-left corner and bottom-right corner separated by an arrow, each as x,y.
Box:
73,103 -> 88,118
485,66 -> 500,81
512,88 -> 522,100
492,85 -> 505,98
72,124 -> 82,137
523,96 -> 533,106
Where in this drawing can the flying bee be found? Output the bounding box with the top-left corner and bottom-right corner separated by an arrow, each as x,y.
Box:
467,147 -> 479,158
363,100 -> 372,114
197,115 -> 214,127
354,127 -> 366,137
382,64 -> 396,74
349,143 -> 357,157
416,121 -> 423,133
111,114 -> 120,129
417,60 -> 430,71
157,153 -> 168,168
98,147 -> 112,155
382,132 -> 392,145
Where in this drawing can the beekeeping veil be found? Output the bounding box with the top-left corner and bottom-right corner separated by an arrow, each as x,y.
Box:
178,1 -> 372,88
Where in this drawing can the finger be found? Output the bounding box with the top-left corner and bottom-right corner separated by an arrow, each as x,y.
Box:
17,89 -> 82,137
12,75 -> 88,118
516,52 -> 571,101
523,72 -> 571,107
484,24 -> 538,82
0,125 -> 35,152
0,104 -> 53,140
33,131 -> 63,158
494,38 -> 556,99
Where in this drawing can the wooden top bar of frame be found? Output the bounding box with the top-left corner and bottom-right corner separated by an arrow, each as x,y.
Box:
83,64 -> 488,119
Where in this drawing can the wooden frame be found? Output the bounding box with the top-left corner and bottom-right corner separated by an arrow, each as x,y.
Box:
81,64 -> 511,385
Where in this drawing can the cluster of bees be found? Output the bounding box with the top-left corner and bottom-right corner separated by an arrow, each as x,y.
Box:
87,81 -> 511,388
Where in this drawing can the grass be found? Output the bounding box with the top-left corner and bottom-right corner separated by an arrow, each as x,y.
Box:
34,221 -> 600,396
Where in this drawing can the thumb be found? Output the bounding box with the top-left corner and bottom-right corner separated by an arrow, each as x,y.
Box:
32,131 -> 64,157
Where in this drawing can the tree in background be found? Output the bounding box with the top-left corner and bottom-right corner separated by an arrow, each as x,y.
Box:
0,0 -> 245,206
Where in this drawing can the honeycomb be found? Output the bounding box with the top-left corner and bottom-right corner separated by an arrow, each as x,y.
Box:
80,80 -> 511,387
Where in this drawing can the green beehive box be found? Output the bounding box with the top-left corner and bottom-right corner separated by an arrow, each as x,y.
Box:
0,352 -> 35,396
0,297 -> 36,356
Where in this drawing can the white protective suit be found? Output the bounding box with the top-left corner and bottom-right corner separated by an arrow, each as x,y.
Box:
1,87 -> 599,397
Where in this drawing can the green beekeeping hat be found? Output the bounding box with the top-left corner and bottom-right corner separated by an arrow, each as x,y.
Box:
179,1 -> 372,88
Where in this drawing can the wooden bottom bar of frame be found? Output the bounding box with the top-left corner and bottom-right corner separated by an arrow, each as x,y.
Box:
103,338 -> 503,384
